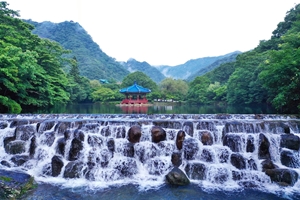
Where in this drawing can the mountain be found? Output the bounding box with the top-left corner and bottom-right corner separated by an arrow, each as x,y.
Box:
25,20 -> 129,81
120,59 -> 166,83
186,51 -> 241,81
155,51 -> 241,80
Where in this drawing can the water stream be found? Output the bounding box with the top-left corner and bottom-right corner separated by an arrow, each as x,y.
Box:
0,114 -> 300,199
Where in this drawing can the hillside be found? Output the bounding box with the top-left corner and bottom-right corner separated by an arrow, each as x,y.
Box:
156,51 -> 241,80
186,51 -> 241,81
120,58 -> 165,83
25,20 -> 129,81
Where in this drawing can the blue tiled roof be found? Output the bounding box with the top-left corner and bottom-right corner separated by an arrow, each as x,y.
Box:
119,82 -> 151,94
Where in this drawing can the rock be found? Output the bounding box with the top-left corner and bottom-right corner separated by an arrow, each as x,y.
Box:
230,153 -> 246,170
246,135 -> 255,153
265,168 -> 298,186
184,162 -> 206,180
151,126 -> 166,143
15,125 -> 35,141
107,138 -> 115,153
55,122 -> 71,135
5,140 -> 26,155
68,138 -> 83,161
261,159 -> 278,172
258,133 -> 270,159
200,131 -> 213,145
166,167 -> 190,185
10,155 -> 29,166
41,131 -> 55,146
280,134 -> 300,151
127,125 -> 142,143
56,138 -> 66,156
101,126 -> 111,137
171,152 -> 182,167
51,156 -> 64,177
223,134 -> 243,152
175,130 -> 185,150
29,136 -> 36,158
0,169 -> 36,199
280,149 -> 297,168
63,161 -> 84,178
183,138 -> 200,160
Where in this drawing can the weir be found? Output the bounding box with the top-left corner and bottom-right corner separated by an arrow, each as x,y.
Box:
0,114 -> 300,193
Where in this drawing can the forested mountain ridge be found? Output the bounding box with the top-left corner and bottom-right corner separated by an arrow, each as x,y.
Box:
25,20 -> 130,81
187,4 -> 300,113
120,58 -> 165,83
186,51 -> 241,81
155,51 -> 241,80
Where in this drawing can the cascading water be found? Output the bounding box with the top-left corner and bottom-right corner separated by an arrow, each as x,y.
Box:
0,114 -> 300,198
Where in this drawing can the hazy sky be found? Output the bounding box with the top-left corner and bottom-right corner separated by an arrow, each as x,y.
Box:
6,0 -> 300,66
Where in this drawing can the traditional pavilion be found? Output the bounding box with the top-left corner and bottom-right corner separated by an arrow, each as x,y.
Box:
119,82 -> 151,104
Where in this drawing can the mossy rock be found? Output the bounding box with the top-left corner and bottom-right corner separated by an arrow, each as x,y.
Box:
0,169 -> 36,199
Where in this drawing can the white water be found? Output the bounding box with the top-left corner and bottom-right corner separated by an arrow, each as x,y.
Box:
0,114 -> 300,197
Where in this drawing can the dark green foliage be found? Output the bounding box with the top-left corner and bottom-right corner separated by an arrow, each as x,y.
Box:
121,71 -> 158,91
26,20 -> 129,81
121,59 -> 165,83
0,2 -> 72,113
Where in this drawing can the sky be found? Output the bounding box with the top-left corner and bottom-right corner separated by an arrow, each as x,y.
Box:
6,0 -> 300,66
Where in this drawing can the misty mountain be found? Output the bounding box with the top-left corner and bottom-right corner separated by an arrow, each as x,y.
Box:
120,59 -> 165,83
186,51 -> 241,81
156,51 -> 241,80
25,20 -> 129,81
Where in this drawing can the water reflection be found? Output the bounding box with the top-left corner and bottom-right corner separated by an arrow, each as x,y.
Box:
21,102 -> 278,114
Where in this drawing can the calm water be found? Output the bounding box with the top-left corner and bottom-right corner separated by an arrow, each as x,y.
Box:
22,102 -> 277,114
24,183 -> 295,200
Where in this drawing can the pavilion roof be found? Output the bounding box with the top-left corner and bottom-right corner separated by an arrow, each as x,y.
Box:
119,82 -> 151,94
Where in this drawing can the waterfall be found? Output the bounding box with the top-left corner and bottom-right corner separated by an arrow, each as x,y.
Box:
0,114 -> 300,193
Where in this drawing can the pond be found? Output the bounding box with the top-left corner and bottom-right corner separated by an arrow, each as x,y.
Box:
21,102 -> 278,114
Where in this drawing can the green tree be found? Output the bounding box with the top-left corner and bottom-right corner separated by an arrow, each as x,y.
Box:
259,31 -> 300,112
187,76 -> 210,103
159,78 -> 188,101
121,71 -> 158,92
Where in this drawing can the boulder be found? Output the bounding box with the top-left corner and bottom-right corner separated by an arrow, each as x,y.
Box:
230,153 -> 246,170
200,131 -> 213,145
0,169 -> 36,199
5,140 -> 26,155
151,126 -> 166,143
51,156 -> 64,177
265,168 -> 298,186
223,134 -> 242,152
171,152 -> 182,167
127,125 -> 142,143
10,155 -> 29,166
166,167 -> 190,185
258,133 -> 270,159
175,130 -> 185,150
63,161 -> 84,179
246,135 -> 255,153
280,149 -> 297,168
68,138 -> 83,161
261,159 -> 278,172
280,134 -> 300,151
